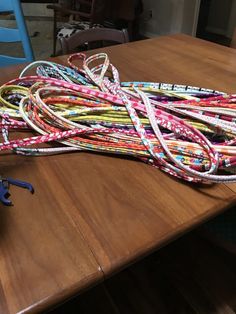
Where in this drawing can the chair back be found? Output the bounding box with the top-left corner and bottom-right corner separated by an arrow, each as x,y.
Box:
73,0 -> 104,24
60,27 -> 129,54
47,0 -> 105,56
0,0 -> 34,67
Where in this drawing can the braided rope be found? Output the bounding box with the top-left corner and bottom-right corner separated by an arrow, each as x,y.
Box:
0,53 -> 235,183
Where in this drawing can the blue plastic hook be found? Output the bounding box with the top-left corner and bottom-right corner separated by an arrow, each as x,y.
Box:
0,177 -> 34,206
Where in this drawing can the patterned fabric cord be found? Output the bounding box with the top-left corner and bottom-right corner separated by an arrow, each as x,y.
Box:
0,53 -> 236,183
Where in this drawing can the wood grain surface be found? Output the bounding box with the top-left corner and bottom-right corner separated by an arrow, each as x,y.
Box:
0,34 -> 236,313
0,159 -> 103,314
54,34 -> 236,274
50,231 -> 236,314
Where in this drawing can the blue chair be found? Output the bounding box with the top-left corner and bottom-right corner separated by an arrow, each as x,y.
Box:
0,0 -> 34,67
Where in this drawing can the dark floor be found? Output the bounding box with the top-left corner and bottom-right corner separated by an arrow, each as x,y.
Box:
197,31 -> 231,47
48,230 -> 236,314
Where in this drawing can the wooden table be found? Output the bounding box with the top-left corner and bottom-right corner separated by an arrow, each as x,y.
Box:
1,34 -> 236,314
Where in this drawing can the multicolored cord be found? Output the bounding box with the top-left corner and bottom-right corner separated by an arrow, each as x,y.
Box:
0,52 -> 236,183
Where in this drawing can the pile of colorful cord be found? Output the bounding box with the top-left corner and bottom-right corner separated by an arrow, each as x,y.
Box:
0,52 -> 236,183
